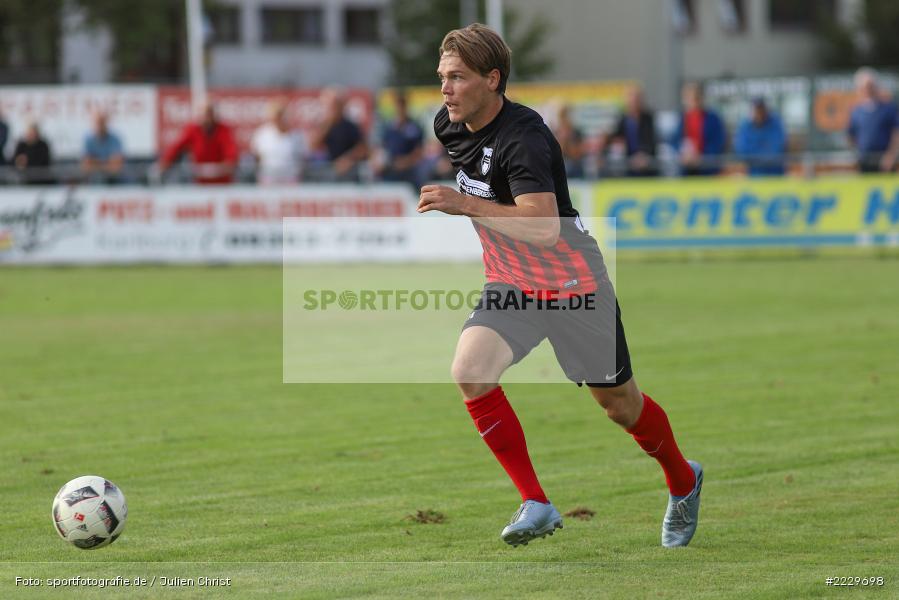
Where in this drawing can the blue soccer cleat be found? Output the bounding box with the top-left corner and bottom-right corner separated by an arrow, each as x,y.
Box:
662,460 -> 703,547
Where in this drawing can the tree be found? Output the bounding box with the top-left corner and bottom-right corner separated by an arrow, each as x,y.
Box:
819,0 -> 899,69
386,0 -> 555,87
0,0 -> 63,83
74,0 -> 188,82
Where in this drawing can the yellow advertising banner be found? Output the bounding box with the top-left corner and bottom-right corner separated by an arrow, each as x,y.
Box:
591,176 -> 899,248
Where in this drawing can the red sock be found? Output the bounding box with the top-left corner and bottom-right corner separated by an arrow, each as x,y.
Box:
627,393 -> 696,497
465,386 -> 548,504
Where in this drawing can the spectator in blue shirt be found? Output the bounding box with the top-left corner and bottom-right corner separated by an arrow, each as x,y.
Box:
847,68 -> 899,173
81,112 -> 125,183
734,97 -> 787,177
375,91 -> 424,188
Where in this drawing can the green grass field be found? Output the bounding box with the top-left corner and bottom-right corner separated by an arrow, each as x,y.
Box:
2,258 -> 898,598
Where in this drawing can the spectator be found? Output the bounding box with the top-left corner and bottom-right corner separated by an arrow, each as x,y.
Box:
250,99 -> 305,185
847,68 -> 899,173
604,86 -> 658,177
307,88 -> 368,182
13,121 -> 53,184
673,82 -> 726,176
734,97 -> 787,177
81,111 -> 125,184
552,103 -> 585,178
375,91 -> 424,188
160,101 -> 238,184
420,139 -> 455,182
0,109 -> 9,166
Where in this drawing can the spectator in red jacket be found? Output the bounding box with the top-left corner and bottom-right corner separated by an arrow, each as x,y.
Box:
160,101 -> 238,184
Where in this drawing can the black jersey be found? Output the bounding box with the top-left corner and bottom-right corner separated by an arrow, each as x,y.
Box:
434,98 -> 607,295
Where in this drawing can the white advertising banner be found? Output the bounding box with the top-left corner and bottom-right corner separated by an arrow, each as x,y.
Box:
0,184 -> 484,265
0,85 -> 157,159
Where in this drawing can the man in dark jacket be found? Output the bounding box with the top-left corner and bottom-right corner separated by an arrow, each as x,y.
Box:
0,109 -> 9,166
13,121 -> 53,184
605,86 -> 658,177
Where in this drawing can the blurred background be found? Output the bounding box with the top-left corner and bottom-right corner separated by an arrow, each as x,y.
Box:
1,0 -> 898,258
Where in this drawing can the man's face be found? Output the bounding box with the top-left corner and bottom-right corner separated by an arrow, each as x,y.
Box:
856,75 -> 877,101
752,105 -> 767,125
94,114 -> 108,135
437,53 -> 496,124
682,85 -> 702,111
627,89 -> 643,114
395,96 -> 408,120
199,104 -> 216,129
321,90 -> 344,122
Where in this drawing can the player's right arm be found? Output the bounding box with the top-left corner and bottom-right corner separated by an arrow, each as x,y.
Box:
418,186 -> 560,247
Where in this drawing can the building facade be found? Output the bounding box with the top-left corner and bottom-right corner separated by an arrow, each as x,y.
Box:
60,0 -> 391,89
504,0 -> 859,109
59,0 -> 860,106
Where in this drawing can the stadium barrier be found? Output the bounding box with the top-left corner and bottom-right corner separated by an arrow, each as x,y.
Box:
2,176 -> 898,265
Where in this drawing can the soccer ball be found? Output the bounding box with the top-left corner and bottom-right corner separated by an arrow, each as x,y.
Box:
51,475 -> 127,549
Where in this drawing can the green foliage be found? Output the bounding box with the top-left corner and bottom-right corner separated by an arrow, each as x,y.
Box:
0,0 -> 63,82
386,0 -> 554,87
819,0 -> 899,69
74,0 -> 188,82
386,0 -> 460,87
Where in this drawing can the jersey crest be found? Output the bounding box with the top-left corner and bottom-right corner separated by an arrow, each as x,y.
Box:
480,146 -> 494,175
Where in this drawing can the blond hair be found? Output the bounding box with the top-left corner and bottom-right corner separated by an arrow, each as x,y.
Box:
440,23 -> 511,94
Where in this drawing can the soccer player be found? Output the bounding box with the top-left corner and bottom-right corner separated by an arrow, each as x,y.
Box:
418,24 -> 703,548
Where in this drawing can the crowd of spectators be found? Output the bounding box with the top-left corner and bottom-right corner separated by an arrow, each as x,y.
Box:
1,67 -> 898,187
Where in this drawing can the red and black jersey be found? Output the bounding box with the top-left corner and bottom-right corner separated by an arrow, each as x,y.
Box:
434,98 -> 607,295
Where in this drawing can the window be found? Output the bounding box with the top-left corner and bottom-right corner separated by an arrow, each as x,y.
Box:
261,7 -> 324,45
769,0 -> 836,30
208,7 -> 241,45
671,0 -> 698,36
344,7 -> 380,45
718,0 -> 747,34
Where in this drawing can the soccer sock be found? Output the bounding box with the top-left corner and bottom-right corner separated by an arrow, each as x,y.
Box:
626,393 -> 696,497
465,386 -> 549,504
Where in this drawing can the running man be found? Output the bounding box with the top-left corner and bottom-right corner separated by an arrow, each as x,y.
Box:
418,24 -> 703,548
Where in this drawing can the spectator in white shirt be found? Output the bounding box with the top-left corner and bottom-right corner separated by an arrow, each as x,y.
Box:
251,99 -> 306,185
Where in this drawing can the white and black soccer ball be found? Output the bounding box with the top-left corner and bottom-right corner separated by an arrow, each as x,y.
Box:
51,475 -> 127,549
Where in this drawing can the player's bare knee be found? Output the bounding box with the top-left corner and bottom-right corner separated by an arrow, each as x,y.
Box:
451,357 -> 498,397
592,385 -> 642,427
601,399 -> 631,426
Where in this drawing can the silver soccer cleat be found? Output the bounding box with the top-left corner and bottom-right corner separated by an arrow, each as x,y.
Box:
501,500 -> 563,547
662,460 -> 704,547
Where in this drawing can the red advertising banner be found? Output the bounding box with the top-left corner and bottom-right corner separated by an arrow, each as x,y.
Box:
157,87 -> 375,156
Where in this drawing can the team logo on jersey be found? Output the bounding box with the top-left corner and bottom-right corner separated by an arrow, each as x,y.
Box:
480,147 -> 494,175
456,171 -> 497,199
